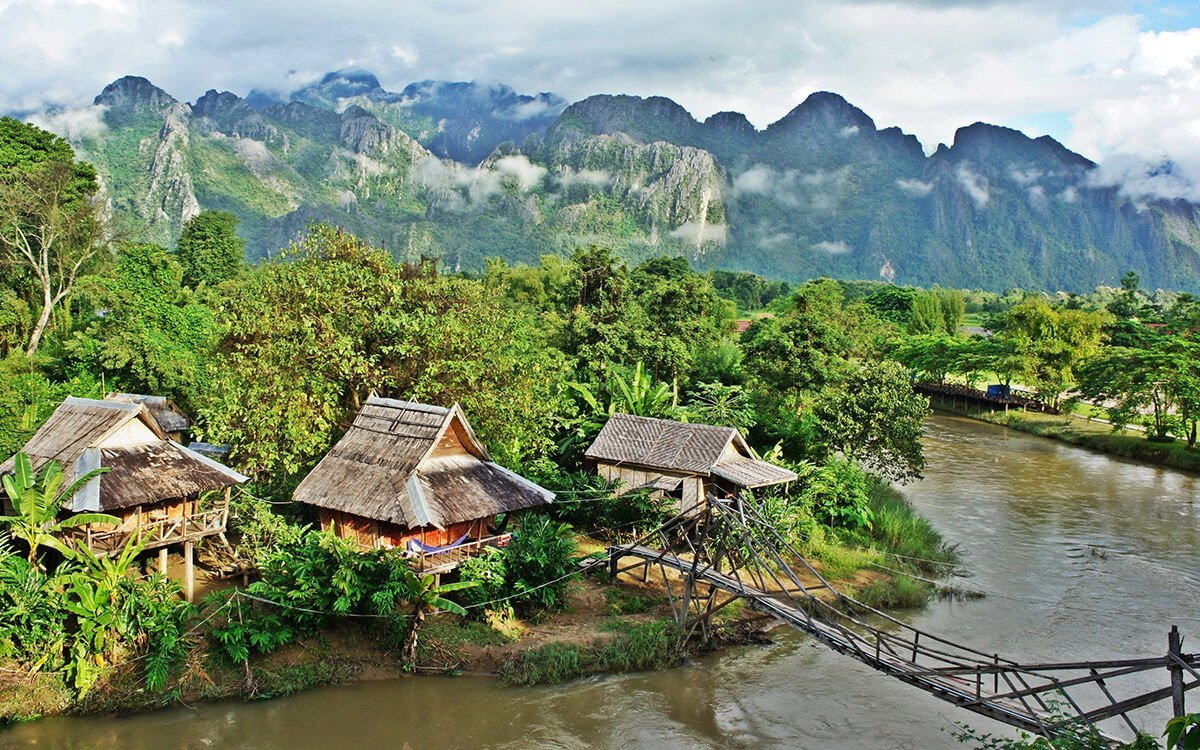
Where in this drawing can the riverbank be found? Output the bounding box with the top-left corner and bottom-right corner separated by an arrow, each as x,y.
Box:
0,485 -> 954,726
932,405 -> 1200,474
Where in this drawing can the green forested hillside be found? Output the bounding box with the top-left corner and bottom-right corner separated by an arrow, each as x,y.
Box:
43,73 -> 1200,292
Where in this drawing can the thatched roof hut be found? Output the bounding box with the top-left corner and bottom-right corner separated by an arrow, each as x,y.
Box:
104,392 -> 192,440
585,414 -> 797,505
294,396 -> 553,534
0,396 -> 246,513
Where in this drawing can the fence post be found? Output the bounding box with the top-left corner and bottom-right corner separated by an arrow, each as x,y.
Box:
1170,626 -> 1186,721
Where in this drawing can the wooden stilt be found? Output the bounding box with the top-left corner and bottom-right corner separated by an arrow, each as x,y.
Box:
158,547 -> 168,575
184,541 -> 195,603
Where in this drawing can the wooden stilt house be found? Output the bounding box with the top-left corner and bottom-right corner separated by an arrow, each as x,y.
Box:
584,413 -> 798,511
293,396 -> 554,574
0,397 -> 247,599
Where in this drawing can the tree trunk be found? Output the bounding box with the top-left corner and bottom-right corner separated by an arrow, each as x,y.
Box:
25,292 -> 53,357
403,607 -> 426,664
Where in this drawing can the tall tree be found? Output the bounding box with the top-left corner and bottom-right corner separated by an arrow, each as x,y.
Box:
0,118 -> 105,356
994,298 -> 1109,409
175,210 -> 245,287
202,224 -> 564,477
810,360 -> 929,482
65,243 -> 218,404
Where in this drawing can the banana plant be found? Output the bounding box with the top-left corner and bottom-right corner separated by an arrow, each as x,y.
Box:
399,568 -> 474,664
1,452 -> 116,564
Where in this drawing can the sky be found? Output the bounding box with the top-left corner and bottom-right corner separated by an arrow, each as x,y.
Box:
2,0 -> 1200,197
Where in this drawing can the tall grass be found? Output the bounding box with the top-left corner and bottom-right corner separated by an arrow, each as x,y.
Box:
845,480 -> 957,575
497,619 -> 682,686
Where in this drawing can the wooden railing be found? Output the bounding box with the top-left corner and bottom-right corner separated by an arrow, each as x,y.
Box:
70,504 -> 229,556
405,533 -> 511,572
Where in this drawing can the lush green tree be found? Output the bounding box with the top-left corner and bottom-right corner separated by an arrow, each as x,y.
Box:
685,382 -> 756,431
908,287 -> 965,336
743,279 -> 866,398
1077,329 -> 1200,445
908,290 -> 946,335
863,284 -> 918,325
993,298 -> 1109,409
201,224 -> 564,477
810,360 -> 929,482
0,118 -> 105,355
175,210 -> 245,287
64,243 -> 218,405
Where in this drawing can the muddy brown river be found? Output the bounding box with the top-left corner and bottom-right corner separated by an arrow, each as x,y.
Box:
5,414 -> 1199,749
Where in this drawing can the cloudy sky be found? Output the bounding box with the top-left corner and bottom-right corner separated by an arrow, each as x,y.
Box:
2,0 -> 1200,184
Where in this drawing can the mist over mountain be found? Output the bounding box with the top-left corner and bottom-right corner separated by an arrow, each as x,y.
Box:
25,72 -> 1200,292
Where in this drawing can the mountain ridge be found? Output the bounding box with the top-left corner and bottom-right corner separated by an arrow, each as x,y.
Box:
22,72 -> 1200,293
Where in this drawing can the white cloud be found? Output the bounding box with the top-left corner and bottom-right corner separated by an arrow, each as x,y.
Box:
2,0 -> 1200,198
838,124 -> 859,138
1008,166 -> 1043,186
414,153 -> 547,209
956,163 -> 989,208
670,220 -> 727,245
557,166 -> 612,188
733,164 -> 777,195
895,177 -> 934,197
812,239 -> 850,254
26,104 -> 108,141
1027,184 -> 1047,207
1086,153 -> 1200,203
1060,185 -> 1079,203
492,154 -> 547,191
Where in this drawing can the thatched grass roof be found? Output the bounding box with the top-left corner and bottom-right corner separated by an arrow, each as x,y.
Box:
0,397 -> 246,512
585,413 -> 797,489
293,396 -> 553,529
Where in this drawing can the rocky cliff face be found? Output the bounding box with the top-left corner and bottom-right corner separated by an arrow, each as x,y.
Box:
36,73 -> 1200,292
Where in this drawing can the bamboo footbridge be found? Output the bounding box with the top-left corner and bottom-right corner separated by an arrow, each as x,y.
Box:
601,496 -> 1198,744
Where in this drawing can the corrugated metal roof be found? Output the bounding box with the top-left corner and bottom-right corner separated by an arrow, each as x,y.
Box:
0,397 -> 245,511
105,393 -> 193,434
584,413 -> 735,473
585,413 -> 796,490
293,396 -> 552,528
710,455 -> 798,488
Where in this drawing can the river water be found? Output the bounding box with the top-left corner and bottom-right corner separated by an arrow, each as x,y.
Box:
5,414 -> 1199,749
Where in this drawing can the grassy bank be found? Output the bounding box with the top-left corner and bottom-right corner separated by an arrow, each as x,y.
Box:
954,408 -> 1200,474
800,480 -> 959,609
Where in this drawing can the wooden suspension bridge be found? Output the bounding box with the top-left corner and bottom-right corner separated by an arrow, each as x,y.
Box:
604,495 -> 1199,745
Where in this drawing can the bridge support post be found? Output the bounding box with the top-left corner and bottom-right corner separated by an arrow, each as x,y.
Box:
1170,625 -> 1186,722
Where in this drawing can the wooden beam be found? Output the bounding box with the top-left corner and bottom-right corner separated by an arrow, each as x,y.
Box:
158,547 -> 168,576
184,541 -> 194,603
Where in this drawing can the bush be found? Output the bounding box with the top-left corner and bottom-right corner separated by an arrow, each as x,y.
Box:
502,514 -> 578,614
795,457 -> 874,530
208,531 -> 415,661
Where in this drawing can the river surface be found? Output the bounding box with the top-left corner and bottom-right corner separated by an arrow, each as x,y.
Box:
5,414 -> 1199,749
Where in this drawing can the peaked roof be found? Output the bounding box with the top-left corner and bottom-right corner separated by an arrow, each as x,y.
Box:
0,397 -> 246,511
585,413 -> 798,489
293,396 -> 553,528
105,392 -> 193,434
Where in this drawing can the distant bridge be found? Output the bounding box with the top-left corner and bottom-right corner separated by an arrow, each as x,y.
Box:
604,497 -> 1197,745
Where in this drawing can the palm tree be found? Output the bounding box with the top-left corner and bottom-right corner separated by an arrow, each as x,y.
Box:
0,452 -> 115,564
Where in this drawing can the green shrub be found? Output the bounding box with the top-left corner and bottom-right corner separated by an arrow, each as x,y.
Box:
502,514 -> 578,614
796,456 -> 874,530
